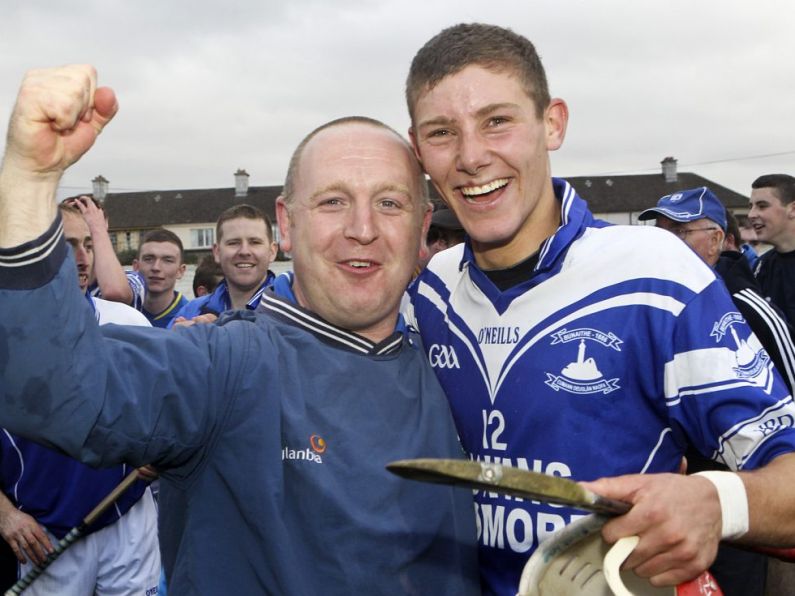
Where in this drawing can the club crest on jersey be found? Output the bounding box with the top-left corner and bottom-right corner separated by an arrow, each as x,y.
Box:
711,313 -> 770,379
545,329 -> 621,395
550,327 -> 623,351
710,312 -> 745,342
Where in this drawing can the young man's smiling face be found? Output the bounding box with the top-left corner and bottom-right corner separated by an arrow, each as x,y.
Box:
213,217 -> 276,295
135,241 -> 185,298
410,65 -> 567,269
749,186 -> 795,250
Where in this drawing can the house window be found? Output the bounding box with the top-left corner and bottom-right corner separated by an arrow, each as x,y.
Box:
191,228 -> 215,249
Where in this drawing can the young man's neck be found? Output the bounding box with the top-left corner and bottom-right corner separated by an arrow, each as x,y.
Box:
228,283 -> 261,310
144,289 -> 178,315
472,189 -> 561,271
772,229 -> 795,253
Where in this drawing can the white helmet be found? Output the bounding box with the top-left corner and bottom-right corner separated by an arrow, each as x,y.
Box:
517,515 -> 722,596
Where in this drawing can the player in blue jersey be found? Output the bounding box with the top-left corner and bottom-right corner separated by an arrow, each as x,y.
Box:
0,65 -> 478,595
172,204 -> 277,325
403,23 -> 795,594
0,202 -> 160,595
133,228 -> 188,328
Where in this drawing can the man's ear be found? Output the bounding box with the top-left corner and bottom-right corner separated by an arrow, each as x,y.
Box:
176,263 -> 186,280
275,196 -> 292,254
545,98 -> 569,152
712,229 -> 726,259
408,127 -> 423,164
212,243 -> 220,264
132,258 -> 140,272
417,204 -> 433,263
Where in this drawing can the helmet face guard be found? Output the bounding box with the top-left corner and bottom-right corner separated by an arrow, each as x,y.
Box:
517,515 -> 723,596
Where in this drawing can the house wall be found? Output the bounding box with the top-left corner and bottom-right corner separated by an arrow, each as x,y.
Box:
166,223 -> 216,251
164,221 -> 281,252
110,229 -> 147,252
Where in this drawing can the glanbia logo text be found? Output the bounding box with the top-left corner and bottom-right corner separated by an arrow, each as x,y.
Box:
282,434 -> 326,464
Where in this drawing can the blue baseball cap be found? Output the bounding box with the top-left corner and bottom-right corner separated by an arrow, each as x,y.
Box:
638,187 -> 727,231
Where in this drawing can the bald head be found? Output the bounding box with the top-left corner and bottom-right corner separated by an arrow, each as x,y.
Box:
281,116 -> 428,208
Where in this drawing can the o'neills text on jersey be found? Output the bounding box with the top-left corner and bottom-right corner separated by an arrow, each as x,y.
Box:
478,326 -> 520,345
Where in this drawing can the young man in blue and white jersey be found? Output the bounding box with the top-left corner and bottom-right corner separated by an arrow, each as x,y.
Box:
0,66 -> 479,595
172,204 -> 277,325
133,228 -> 188,328
404,23 -> 795,595
0,203 -> 160,595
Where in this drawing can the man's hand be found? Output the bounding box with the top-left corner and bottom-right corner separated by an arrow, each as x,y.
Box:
172,313 -> 218,328
582,473 -> 721,587
69,195 -> 107,234
0,508 -> 53,565
4,65 -> 117,177
0,65 -> 117,247
136,465 -> 159,482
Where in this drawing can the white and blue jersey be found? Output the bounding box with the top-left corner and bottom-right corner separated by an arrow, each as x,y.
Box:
88,270 -> 147,311
405,178 -> 795,595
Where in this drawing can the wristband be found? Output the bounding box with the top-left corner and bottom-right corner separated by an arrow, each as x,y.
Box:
694,471 -> 749,539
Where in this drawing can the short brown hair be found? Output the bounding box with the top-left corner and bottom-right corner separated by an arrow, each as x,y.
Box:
215,204 -> 273,242
58,202 -> 82,217
406,23 -> 550,121
280,116 -> 428,207
193,254 -> 223,297
752,174 -> 795,206
724,210 -> 741,248
138,228 -> 185,262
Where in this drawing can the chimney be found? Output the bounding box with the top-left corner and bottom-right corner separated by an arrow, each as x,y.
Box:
661,157 -> 678,183
234,168 -> 250,198
92,175 -> 109,200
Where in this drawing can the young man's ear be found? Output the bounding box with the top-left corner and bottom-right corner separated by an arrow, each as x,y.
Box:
275,196 -> 293,254
408,127 -> 422,164
176,263 -> 187,280
545,98 -> 569,152
417,204 -> 433,263
132,258 -> 140,271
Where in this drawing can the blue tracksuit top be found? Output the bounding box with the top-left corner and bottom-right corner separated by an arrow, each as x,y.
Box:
0,216 -> 480,596
171,272 -> 275,326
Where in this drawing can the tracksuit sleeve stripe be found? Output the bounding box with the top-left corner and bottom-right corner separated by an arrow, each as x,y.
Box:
0,216 -> 67,289
735,288 -> 795,391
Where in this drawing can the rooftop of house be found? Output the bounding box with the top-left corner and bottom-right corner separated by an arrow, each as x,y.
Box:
94,159 -> 750,230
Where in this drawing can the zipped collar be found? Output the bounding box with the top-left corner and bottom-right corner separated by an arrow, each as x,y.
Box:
457,178 -> 598,312
211,270 -> 276,312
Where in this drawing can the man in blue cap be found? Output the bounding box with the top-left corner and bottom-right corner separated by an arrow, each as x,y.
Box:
639,187 -> 794,394
640,186 -> 795,594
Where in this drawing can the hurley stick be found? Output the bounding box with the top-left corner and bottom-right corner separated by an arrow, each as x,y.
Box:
5,469 -> 142,596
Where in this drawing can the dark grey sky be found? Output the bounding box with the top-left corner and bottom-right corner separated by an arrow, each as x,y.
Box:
1,0 -> 792,199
